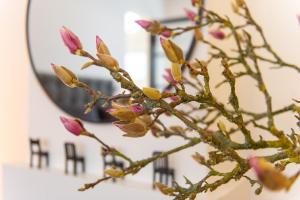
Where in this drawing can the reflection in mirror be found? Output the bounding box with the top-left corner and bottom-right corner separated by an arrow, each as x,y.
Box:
27,0 -> 192,122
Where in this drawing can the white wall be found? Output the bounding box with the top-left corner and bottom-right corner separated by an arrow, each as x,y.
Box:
0,0 -> 29,199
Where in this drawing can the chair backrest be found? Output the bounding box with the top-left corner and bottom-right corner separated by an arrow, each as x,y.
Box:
64,142 -> 77,159
153,151 -> 168,169
30,138 -> 41,153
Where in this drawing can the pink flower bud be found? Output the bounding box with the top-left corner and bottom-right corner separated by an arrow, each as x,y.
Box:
163,68 -> 177,85
129,104 -> 144,114
135,19 -> 152,29
96,35 -> 111,55
248,156 -> 262,178
184,8 -> 197,21
209,29 -> 226,40
60,116 -> 85,136
161,29 -> 172,38
248,156 -> 293,191
60,26 -> 82,54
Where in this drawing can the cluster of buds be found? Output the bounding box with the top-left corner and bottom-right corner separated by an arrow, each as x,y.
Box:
135,19 -> 172,38
106,102 -> 152,137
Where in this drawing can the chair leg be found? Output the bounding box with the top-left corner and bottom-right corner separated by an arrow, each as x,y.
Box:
171,172 -> 175,187
159,173 -> 163,183
38,155 -> 42,169
73,161 -> 77,176
153,172 -> 156,189
65,160 -> 68,174
82,160 -> 85,173
46,155 -> 49,168
30,154 -> 33,168
166,174 -> 169,186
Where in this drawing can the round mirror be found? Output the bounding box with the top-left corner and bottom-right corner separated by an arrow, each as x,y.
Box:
26,0 -> 195,123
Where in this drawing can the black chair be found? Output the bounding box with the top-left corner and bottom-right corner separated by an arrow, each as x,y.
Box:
152,151 -> 175,189
64,142 -> 85,175
101,147 -> 124,181
29,138 -> 49,168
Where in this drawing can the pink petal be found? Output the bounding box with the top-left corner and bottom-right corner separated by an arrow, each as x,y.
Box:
184,8 -> 197,21
209,29 -> 225,40
135,20 -> 152,29
161,30 -> 172,38
96,35 -> 102,49
130,105 -> 144,114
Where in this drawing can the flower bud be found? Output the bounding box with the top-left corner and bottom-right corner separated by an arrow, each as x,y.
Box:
160,37 -> 184,64
60,26 -> 82,55
93,54 -> 119,70
171,63 -> 182,82
113,118 -> 149,137
135,19 -> 152,29
163,68 -> 177,85
129,104 -> 144,114
136,19 -> 173,38
161,29 -> 172,38
249,157 -> 292,191
106,108 -> 136,121
154,182 -> 176,196
143,87 -> 162,100
235,0 -> 245,7
96,36 -> 111,55
209,29 -> 226,40
136,20 -> 161,34
52,64 -> 79,88
231,2 -> 240,13
191,0 -> 202,7
150,124 -> 162,137
60,116 -> 86,136
104,168 -> 125,178
184,8 -> 197,21
106,104 -> 144,121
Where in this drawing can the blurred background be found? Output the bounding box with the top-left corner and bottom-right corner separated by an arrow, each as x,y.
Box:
1,0 -> 300,199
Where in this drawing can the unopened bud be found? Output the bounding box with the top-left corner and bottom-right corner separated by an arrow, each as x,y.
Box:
60,26 -> 82,54
143,87 -> 162,100
96,36 -> 111,55
52,64 -> 78,88
160,37 -> 184,64
171,63 -> 182,82
104,168 -> 125,178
